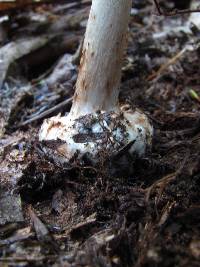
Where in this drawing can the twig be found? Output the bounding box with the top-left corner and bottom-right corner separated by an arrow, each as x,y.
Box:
145,149 -> 190,202
0,256 -> 58,262
158,201 -> 176,227
18,97 -> 72,127
153,0 -> 200,17
0,0 -> 86,13
147,47 -> 187,81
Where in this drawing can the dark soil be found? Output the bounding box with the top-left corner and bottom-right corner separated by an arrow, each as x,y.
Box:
0,1 -> 200,266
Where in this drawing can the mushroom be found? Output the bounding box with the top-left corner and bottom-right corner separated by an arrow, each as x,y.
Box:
39,0 -> 153,164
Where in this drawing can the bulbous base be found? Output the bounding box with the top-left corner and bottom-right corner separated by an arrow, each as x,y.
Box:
39,107 -> 153,163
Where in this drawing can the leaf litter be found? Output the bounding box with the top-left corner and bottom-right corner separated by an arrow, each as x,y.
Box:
0,0 -> 200,266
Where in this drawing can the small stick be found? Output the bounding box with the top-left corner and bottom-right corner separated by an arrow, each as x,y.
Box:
153,0 -> 200,17
147,47 -> 187,81
0,0 -> 85,13
18,97 -> 72,127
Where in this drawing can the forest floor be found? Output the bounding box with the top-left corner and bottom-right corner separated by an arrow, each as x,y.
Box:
0,1 -> 200,266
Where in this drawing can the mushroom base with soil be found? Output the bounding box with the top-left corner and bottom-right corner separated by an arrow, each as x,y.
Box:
39,106 -> 153,164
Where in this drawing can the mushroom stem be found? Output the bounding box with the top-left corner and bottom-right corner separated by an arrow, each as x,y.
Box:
70,0 -> 132,118
39,0 -> 153,163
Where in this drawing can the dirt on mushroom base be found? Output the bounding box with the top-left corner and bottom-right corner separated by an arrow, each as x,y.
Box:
0,1 -> 200,267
